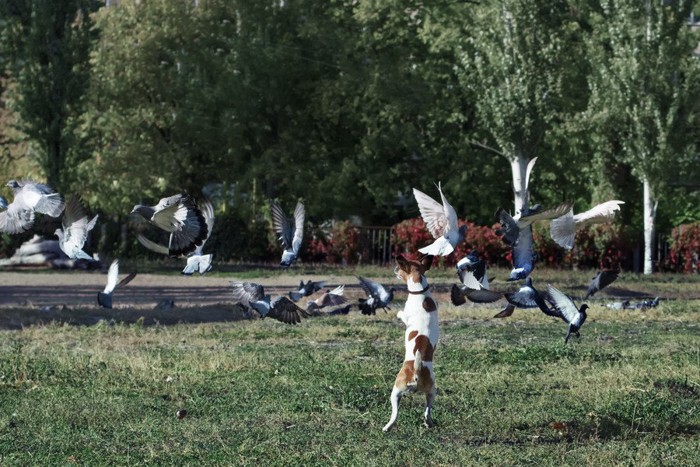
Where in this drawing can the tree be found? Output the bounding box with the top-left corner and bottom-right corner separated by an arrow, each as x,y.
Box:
583,0 -> 700,273
456,1 -> 589,216
0,0 -> 101,191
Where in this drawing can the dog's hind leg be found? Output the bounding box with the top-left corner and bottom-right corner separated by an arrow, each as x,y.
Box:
383,386 -> 402,432
423,385 -> 436,428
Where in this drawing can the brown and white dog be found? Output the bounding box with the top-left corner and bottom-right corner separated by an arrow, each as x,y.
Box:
383,254 -> 438,432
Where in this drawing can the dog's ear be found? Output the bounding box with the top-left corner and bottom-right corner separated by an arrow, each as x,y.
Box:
420,255 -> 434,271
396,254 -> 409,271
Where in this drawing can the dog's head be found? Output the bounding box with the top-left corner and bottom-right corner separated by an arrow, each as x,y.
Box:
394,254 -> 433,285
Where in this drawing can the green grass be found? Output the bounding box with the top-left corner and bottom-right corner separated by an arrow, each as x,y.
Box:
0,278 -> 699,465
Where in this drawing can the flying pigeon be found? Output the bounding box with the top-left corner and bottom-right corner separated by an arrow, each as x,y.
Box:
413,182 -> 467,256
289,279 -> 326,302
55,196 -> 98,261
504,277 -> 556,315
305,285 -> 347,313
0,179 -> 65,234
230,282 -> 308,324
451,251 -> 502,306
544,284 -> 589,344
550,200 -> 625,250
495,201 -> 573,247
584,269 -> 619,299
97,259 -> 137,308
357,276 -> 395,315
270,200 -> 305,268
507,224 -> 535,281
131,194 -> 208,257
136,198 -> 215,275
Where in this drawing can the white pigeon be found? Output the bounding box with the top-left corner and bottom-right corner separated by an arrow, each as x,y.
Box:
413,182 -> 466,256
55,196 -> 98,261
136,198 -> 215,275
231,281 -> 308,324
131,194 -> 209,257
0,179 -> 65,234
550,200 -> 625,250
97,259 -> 137,309
270,200 -> 305,268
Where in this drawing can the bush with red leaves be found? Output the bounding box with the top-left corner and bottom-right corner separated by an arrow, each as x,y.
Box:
669,223 -> 700,273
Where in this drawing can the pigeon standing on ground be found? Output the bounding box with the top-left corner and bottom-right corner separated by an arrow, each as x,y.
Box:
357,276 -> 395,315
544,284 -> 589,344
230,282 -> 308,324
305,285 -> 347,314
0,180 -> 65,234
137,198 -> 215,275
413,182 -> 467,256
270,200 -> 305,268
550,200 -> 625,250
131,194 -> 208,258
289,279 -> 326,302
97,259 -> 137,308
55,196 -> 98,261
584,269 -> 620,299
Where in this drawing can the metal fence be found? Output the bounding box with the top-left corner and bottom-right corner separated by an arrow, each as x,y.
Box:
357,226 -> 393,265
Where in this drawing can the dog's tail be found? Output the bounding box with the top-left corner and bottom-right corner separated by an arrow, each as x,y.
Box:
414,350 -> 423,373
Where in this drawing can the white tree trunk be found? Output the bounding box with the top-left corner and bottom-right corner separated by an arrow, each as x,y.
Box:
643,177 -> 657,274
510,154 -> 530,216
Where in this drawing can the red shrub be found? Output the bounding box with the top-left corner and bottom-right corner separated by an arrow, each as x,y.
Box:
669,223 -> 700,273
303,221 -> 365,265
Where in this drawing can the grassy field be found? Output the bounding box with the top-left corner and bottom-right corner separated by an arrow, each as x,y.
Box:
0,269 -> 699,465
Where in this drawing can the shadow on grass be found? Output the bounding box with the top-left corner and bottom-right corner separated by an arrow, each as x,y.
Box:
0,304 -> 252,330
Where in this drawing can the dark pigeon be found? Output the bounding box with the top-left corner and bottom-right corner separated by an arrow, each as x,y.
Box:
358,276 -> 395,315
544,284 -> 589,344
289,279 -> 326,302
270,200 -> 305,268
231,282 -> 308,325
584,269 -> 619,299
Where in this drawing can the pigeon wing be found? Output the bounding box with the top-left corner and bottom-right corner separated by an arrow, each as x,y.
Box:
137,234 -> 170,256
269,296 -> 307,324
319,286 -> 347,307
465,288 -> 503,303
518,201 -> 574,226
0,207 -> 34,234
413,187 -> 448,239
116,271 -> 137,289
291,201 -> 305,255
574,200 -> 625,226
103,260 -> 120,294
167,198 -> 208,257
270,201 -> 293,249
358,276 -> 382,299
546,285 -> 580,324
60,196 -> 95,257
231,282 -> 265,310
437,182 -> 458,234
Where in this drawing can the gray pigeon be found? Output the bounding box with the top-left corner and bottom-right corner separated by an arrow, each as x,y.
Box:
132,194 -> 208,257
305,285 -> 347,313
270,200 -> 305,268
0,179 -> 65,234
97,259 -> 137,308
584,269 -> 619,299
136,198 -> 215,275
495,202 -> 573,247
357,276 -> 395,315
55,195 -> 98,261
544,284 -> 589,344
289,279 -> 326,302
504,277 -> 554,316
231,281 -> 308,324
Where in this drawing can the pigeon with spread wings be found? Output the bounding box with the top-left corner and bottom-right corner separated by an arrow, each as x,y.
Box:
305,285 -> 347,314
231,282 -> 308,324
289,279 -> 326,302
131,194 -> 208,258
451,251 -> 503,307
584,269 -> 619,299
544,284 -> 589,344
413,182 -> 466,256
137,198 -> 215,275
357,276 -> 395,315
0,180 -> 65,234
55,195 -> 98,261
271,200 -> 305,268
97,259 -> 137,308
550,200 -> 624,250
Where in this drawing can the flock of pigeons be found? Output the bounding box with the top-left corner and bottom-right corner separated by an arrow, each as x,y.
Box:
0,163 -> 641,343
